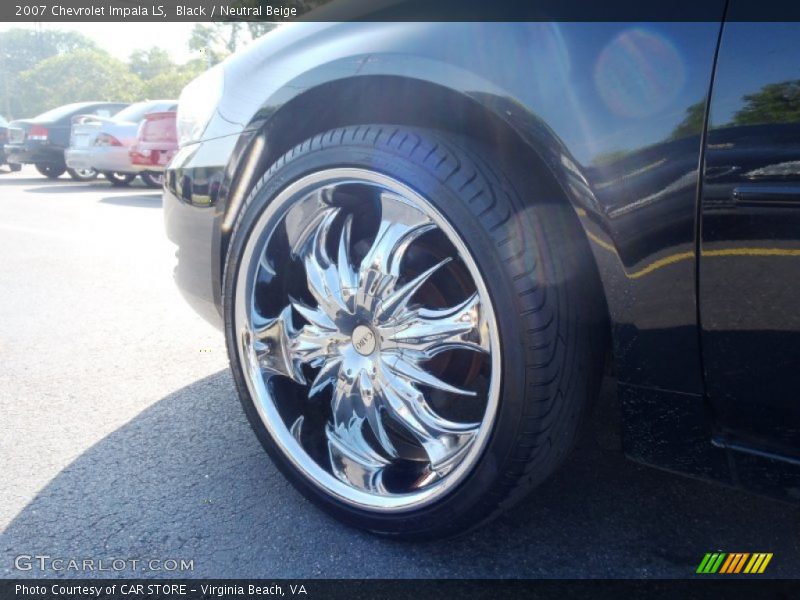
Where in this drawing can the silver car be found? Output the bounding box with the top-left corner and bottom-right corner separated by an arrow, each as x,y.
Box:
65,100 -> 177,187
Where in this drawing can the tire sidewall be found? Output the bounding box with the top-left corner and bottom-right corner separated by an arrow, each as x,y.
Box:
141,172 -> 164,188
67,167 -> 97,181
36,163 -> 65,179
103,172 -> 135,186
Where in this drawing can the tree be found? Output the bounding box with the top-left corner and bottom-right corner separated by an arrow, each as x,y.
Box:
0,28 -> 96,73
17,49 -> 143,116
141,59 -> 207,99
127,46 -> 206,99
732,80 -> 800,126
591,149 -> 631,167
189,23 -> 277,65
0,28 -> 97,118
669,100 -> 706,140
129,47 -> 175,81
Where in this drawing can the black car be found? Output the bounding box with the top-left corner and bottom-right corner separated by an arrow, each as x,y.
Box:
0,114 -> 21,171
164,16 -> 800,539
4,101 -> 128,180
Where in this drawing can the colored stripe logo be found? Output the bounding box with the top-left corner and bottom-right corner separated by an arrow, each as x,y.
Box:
697,553 -> 773,574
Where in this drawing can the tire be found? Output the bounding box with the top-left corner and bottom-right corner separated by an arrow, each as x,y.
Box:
67,167 -> 98,181
35,163 -> 66,179
103,172 -> 136,187
223,125 -> 607,539
140,171 -> 164,188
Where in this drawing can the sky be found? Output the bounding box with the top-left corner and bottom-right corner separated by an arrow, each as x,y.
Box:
0,22 -> 200,63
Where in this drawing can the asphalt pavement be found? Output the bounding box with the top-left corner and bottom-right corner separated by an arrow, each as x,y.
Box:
1,165 -> 798,579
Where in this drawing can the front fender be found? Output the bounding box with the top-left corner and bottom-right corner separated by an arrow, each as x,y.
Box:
205,21 -> 725,395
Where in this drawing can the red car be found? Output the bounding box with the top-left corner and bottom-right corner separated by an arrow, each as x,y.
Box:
129,111 -> 177,187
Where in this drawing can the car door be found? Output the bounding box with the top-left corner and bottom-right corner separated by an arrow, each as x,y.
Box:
700,11 -> 800,459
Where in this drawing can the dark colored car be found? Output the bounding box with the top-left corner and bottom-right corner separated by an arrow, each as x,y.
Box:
164,15 -> 800,539
0,114 -> 21,171
4,101 -> 128,180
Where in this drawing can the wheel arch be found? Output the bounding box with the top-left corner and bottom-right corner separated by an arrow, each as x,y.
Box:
216,73 -> 613,368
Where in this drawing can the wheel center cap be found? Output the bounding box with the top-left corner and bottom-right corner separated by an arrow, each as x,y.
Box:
352,325 -> 377,356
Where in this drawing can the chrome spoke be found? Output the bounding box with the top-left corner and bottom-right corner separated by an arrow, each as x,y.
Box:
356,193 -> 435,312
374,258 -> 451,323
379,367 -> 478,472
290,321 -> 347,369
290,299 -> 337,333
327,417 -> 391,494
252,304 -> 348,384
382,354 -> 476,396
332,368 -> 399,460
380,292 -> 488,360
295,207 -> 354,318
308,356 -> 342,397
251,305 -> 305,384
336,215 -> 358,310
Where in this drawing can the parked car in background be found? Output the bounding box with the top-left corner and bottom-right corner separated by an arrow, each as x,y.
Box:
128,110 -> 178,188
0,115 -> 21,172
66,100 -> 177,187
4,102 -> 129,180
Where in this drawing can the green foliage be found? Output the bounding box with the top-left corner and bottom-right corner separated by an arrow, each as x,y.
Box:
0,28 -> 98,118
670,100 -> 706,140
0,28 -> 96,73
591,149 -> 631,167
142,59 -> 207,99
17,49 -> 144,116
189,22 -> 277,66
245,22 -> 279,38
128,47 -> 207,99
732,80 -> 800,126
0,24 -> 279,119
129,47 -> 175,81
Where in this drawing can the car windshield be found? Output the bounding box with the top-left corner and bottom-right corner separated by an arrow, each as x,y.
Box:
113,101 -> 174,123
33,103 -> 99,122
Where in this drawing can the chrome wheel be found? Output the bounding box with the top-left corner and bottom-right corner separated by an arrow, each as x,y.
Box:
67,167 -> 98,181
234,168 -> 500,511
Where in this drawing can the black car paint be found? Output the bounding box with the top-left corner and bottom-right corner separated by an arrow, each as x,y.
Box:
700,22 -> 800,465
3,102 -> 128,169
164,17 -> 800,500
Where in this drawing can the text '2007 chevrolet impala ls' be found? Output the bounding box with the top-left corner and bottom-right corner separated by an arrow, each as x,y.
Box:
163,16 -> 800,539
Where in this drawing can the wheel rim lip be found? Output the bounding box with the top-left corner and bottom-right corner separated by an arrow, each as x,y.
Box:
233,168 -> 502,512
